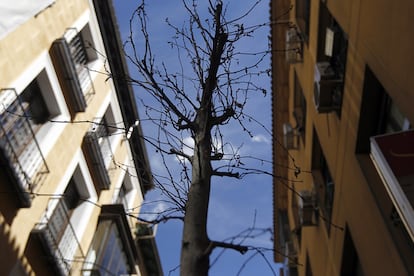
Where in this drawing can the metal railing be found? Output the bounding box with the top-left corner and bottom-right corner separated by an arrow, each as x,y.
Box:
0,88 -> 48,207
33,198 -> 83,275
82,119 -> 111,190
64,28 -> 95,103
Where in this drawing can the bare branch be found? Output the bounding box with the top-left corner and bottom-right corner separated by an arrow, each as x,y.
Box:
212,170 -> 240,178
204,240 -> 248,256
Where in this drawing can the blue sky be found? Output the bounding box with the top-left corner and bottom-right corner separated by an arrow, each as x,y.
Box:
112,1 -> 281,275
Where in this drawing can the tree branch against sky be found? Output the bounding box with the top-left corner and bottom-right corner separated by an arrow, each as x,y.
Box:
113,0 -> 279,274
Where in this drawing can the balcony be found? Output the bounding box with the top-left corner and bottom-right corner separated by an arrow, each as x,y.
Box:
82,120 -> 111,191
31,198 -> 83,276
0,88 -> 48,207
135,223 -> 163,276
50,28 -> 96,114
370,129 -> 414,241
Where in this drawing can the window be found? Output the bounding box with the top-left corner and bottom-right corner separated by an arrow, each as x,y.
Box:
296,0 -> 311,42
51,22 -> 98,115
340,227 -> 364,276
67,24 -> 98,67
21,79 -> 51,126
82,103 -> 121,191
291,185 -> 302,247
0,80 -> 49,159
294,72 -> 307,143
112,162 -> 142,215
312,129 -> 334,232
314,2 -> 348,116
96,105 -> 118,168
356,66 -> 411,154
83,205 -> 137,276
63,178 -> 81,212
305,253 -> 313,276
356,66 -> 414,274
83,221 -> 131,276
116,177 -> 134,211
278,210 -> 290,249
31,156 -> 96,275
65,24 -> 98,102
0,57 -> 69,206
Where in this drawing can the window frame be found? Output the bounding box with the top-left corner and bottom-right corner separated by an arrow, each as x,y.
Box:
1,52 -> 70,170
112,156 -> 142,211
356,66 -> 411,154
293,71 -> 307,143
296,0 -> 311,43
52,149 -> 97,240
315,1 -> 348,117
311,129 -> 335,233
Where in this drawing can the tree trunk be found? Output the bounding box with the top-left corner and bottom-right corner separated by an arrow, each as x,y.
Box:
180,108 -> 212,276
180,4 -> 225,274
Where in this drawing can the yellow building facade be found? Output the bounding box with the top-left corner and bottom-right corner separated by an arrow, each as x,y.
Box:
272,0 -> 414,275
0,0 -> 161,275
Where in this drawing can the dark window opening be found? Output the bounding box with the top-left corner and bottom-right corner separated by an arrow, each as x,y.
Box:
317,3 -> 348,72
341,227 -> 364,276
116,181 -> 131,211
63,178 -> 81,211
356,66 -> 411,154
306,253 -> 313,276
294,72 -> 307,143
296,0 -> 311,42
312,129 -> 334,232
96,116 -> 110,139
68,24 -> 98,70
20,79 -> 50,126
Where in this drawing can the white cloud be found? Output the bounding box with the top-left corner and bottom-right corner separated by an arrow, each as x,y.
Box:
140,196 -> 169,222
251,134 -> 270,144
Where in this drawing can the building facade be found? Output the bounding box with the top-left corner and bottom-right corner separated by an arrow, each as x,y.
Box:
272,0 -> 414,275
0,0 -> 162,275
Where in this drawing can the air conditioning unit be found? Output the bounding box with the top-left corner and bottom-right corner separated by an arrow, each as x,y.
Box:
285,27 -> 303,64
313,62 -> 343,113
283,122 -> 300,150
298,190 -> 317,226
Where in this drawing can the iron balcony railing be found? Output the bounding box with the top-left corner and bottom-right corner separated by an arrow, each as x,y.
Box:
32,198 -> 83,276
82,119 -> 111,190
50,28 -> 95,114
0,88 -> 48,207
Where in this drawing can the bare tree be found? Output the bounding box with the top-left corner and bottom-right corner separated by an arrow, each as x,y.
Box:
123,0 -> 272,274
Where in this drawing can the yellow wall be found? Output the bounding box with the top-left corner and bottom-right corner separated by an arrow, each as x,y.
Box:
274,0 -> 414,275
0,1 -> 144,274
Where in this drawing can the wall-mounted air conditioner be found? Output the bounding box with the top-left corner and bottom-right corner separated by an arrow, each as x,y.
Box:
285,27 -> 303,64
313,62 -> 343,113
283,122 -> 300,150
298,190 -> 318,227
